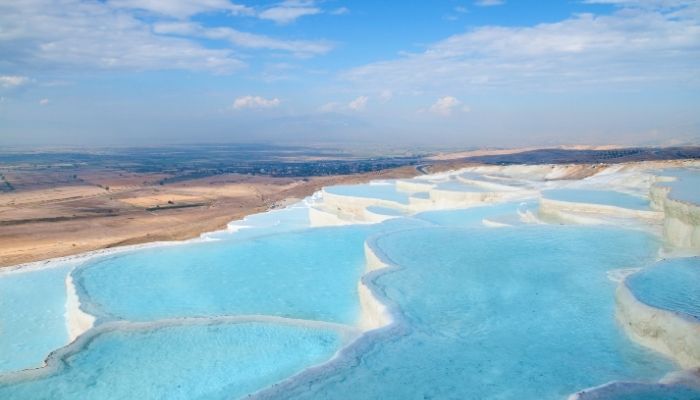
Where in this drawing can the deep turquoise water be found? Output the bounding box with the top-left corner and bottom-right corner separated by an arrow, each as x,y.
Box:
626,257 -> 700,321
261,226 -> 676,399
75,226 -> 373,324
0,266 -> 71,373
543,189 -> 650,210
0,322 -> 343,400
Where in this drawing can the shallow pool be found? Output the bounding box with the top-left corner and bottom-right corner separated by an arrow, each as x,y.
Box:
365,206 -> 405,216
325,183 -> 410,204
0,266 -> 71,373
543,189 -> 649,210
75,226 -> 373,324
626,257 -> 700,321
658,169 -> 700,205
262,226 -> 675,399
434,180 -> 486,192
0,322 -> 343,400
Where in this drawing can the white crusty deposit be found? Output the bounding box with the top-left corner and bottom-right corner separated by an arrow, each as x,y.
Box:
64,274 -> 96,342
616,281 -> 700,369
653,184 -> 700,250
538,197 -> 663,225
357,241 -> 393,331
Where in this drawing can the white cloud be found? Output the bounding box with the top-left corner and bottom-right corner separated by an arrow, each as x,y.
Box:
0,1 -> 243,73
344,3 -> 700,91
39,98 -> 50,106
107,0 -> 253,19
319,101 -> 341,112
154,22 -> 333,56
319,96 -> 371,112
0,76 -> 29,88
475,0 -> 505,6
232,95 -> 281,109
429,96 -> 469,116
259,1 -> 321,24
348,96 -> 369,111
0,0 -> 335,74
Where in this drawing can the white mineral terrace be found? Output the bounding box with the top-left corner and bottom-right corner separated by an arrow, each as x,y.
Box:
616,281 -> 700,369
3,159 -> 700,398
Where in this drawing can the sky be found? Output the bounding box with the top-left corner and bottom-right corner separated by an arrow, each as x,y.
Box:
0,0 -> 699,149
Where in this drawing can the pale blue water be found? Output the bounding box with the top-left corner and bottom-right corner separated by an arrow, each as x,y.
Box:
74,226 -> 372,324
0,266 -> 70,373
415,201 -> 531,227
658,169 -> 700,205
434,180 -> 486,192
626,257 -> 700,321
459,172 -> 531,187
411,191 -> 430,199
205,204 -> 312,241
262,226 -> 676,399
0,322 -> 343,400
543,189 -> 649,210
365,206 -> 405,216
325,184 -> 410,204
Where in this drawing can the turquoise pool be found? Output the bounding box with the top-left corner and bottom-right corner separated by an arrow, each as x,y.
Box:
259,225 -> 677,399
365,206 -> 405,216
434,180 -> 486,192
74,226 -> 373,324
543,189 -> 650,210
324,183 -> 410,204
0,322 -> 343,400
626,257 -> 700,321
0,266 -> 71,374
658,169 -> 700,205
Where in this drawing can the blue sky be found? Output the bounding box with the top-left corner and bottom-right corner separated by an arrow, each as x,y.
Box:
0,0 -> 698,148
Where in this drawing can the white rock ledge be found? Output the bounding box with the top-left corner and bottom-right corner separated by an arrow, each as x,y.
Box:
650,175 -> 700,250
662,197 -> 700,250
64,273 -> 96,342
357,241 -> 393,331
539,198 -> 662,221
615,281 -> 700,369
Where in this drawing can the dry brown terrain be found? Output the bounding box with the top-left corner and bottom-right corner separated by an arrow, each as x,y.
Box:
4,144 -> 696,268
0,167 -> 421,268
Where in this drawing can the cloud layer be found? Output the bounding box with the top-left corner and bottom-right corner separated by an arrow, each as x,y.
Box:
429,96 -> 469,116
0,76 -> 29,88
344,1 -> 700,91
259,1 -> 321,24
0,0 -> 333,73
233,95 -> 281,109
